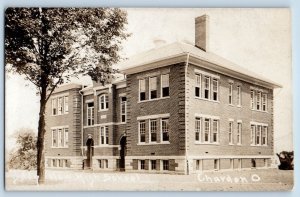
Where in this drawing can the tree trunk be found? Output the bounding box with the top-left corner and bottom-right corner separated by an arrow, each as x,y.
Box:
37,86 -> 47,184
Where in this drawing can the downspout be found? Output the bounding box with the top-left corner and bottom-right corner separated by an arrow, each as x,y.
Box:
79,87 -> 84,157
185,53 -> 190,175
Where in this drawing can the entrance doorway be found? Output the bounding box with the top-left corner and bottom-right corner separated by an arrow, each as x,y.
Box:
119,136 -> 126,171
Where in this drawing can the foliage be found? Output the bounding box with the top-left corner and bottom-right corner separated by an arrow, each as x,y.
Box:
8,129 -> 37,170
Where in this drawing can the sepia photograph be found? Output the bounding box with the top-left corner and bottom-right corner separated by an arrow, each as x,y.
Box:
5,8 -> 293,191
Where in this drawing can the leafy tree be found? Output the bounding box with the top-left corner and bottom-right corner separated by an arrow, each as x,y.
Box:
5,8 -> 129,184
8,128 -> 37,170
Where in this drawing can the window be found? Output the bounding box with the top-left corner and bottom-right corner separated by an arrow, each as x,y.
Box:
98,160 -> 102,168
256,125 -> 261,145
262,126 -> 268,145
163,160 -> 169,171
161,74 -> 170,97
229,121 -> 233,144
204,118 -> 210,142
99,94 -> 109,111
195,74 -> 201,97
229,83 -> 233,105
230,159 -> 234,169
52,129 -> 57,147
51,128 -> 68,148
150,119 -> 157,142
204,76 -> 210,99
237,86 -> 241,106
64,96 -> 69,114
120,97 -> 127,123
237,122 -> 242,145
139,79 -> 146,101
52,98 -> 57,115
58,97 -> 63,115
257,92 -> 261,110
87,102 -> 94,126
214,159 -> 219,170
64,128 -> 69,147
151,160 -> 156,170
195,117 -> 201,142
251,125 -> 256,145
212,79 -> 218,101
196,160 -> 203,171
58,129 -> 63,147
212,120 -> 219,143
262,94 -> 267,111
100,126 -> 109,145
52,159 -> 57,167
105,159 -> 108,168
161,118 -> 169,142
149,77 -> 157,99
140,160 -> 145,170
250,90 -> 255,109
139,121 -> 146,143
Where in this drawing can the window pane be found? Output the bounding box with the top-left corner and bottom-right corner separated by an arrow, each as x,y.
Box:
162,118 -> 169,141
140,79 -> 146,92
150,119 -> 157,142
64,128 -> 69,147
139,121 -> 146,142
204,119 -> 210,142
64,96 -> 69,113
161,74 -> 169,88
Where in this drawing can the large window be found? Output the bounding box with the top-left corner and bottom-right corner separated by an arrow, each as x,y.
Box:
161,74 -> 170,97
149,77 -> 157,99
204,76 -> 210,99
150,119 -> 157,142
99,94 -> 109,111
237,122 -> 242,145
195,74 -> 201,97
52,96 -> 69,116
161,118 -> 169,142
237,86 -> 241,106
51,128 -> 69,148
251,123 -> 268,146
251,89 -> 268,112
139,121 -> 146,143
139,79 -> 146,101
195,117 -> 201,142
229,121 -> 233,144
229,83 -> 233,105
87,102 -> 94,126
120,97 -> 127,123
99,126 -> 109,145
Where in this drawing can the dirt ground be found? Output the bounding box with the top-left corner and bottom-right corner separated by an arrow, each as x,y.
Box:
5,168 -> 294,191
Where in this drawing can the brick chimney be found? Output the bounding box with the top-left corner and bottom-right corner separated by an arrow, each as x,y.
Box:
195,15 -> 210,52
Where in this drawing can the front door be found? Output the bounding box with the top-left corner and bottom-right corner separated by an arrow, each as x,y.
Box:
119,136 -> 126,171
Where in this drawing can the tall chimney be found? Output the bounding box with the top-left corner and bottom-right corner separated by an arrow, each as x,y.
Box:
195,14 -> 210,52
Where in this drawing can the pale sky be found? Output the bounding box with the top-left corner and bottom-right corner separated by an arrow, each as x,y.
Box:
5,8 -> 292,152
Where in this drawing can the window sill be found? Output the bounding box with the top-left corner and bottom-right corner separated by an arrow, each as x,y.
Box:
236,143 -> 242,146
250,144 -> 268,147
251,109 -> 269,113
138,96 -> 170,103
51,113 -> 69,117
98,109 -> 109,112
194,142 -> 220,145
228,104 -> 234,107
228,143 -> 234,146
51,146 -> 69,149
194,97 -> 220,103
137,142 -> 170,145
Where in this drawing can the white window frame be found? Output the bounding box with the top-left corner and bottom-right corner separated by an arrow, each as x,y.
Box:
195,117 -> 201,142
120,97 -> 127,123
99,126 -> 109,145
257,91 -> 261,110
52,129 -> 57,147
99,94 -> 109,111
251,125 -> 256,145
52,98 -> 57,115
149,76 -> 158,100
256,125 -> 262,145
161,74 -> 170,98
212,78 -> 218,101
58,97 -> 63,115
262,93 -> 268,112
229,83 -> 233,105
64,128 -> 69,147
237,85 -> 241,107
195,74 -> 202,98
149,119 -> 157,143
139,120 -> 146,143
87,103 -> 94,126
57,129 -> 63,147
161,118 -> 169,142
204,76 -> 210,99
250,90 -> 255,109
64,96 -> 69,114
204,118 -> 210,142
237,122 -> 242,145
139,79 -> 146,101
229,121 -> 233,145
212,119 -> 219,143
262,126 -> 268,146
